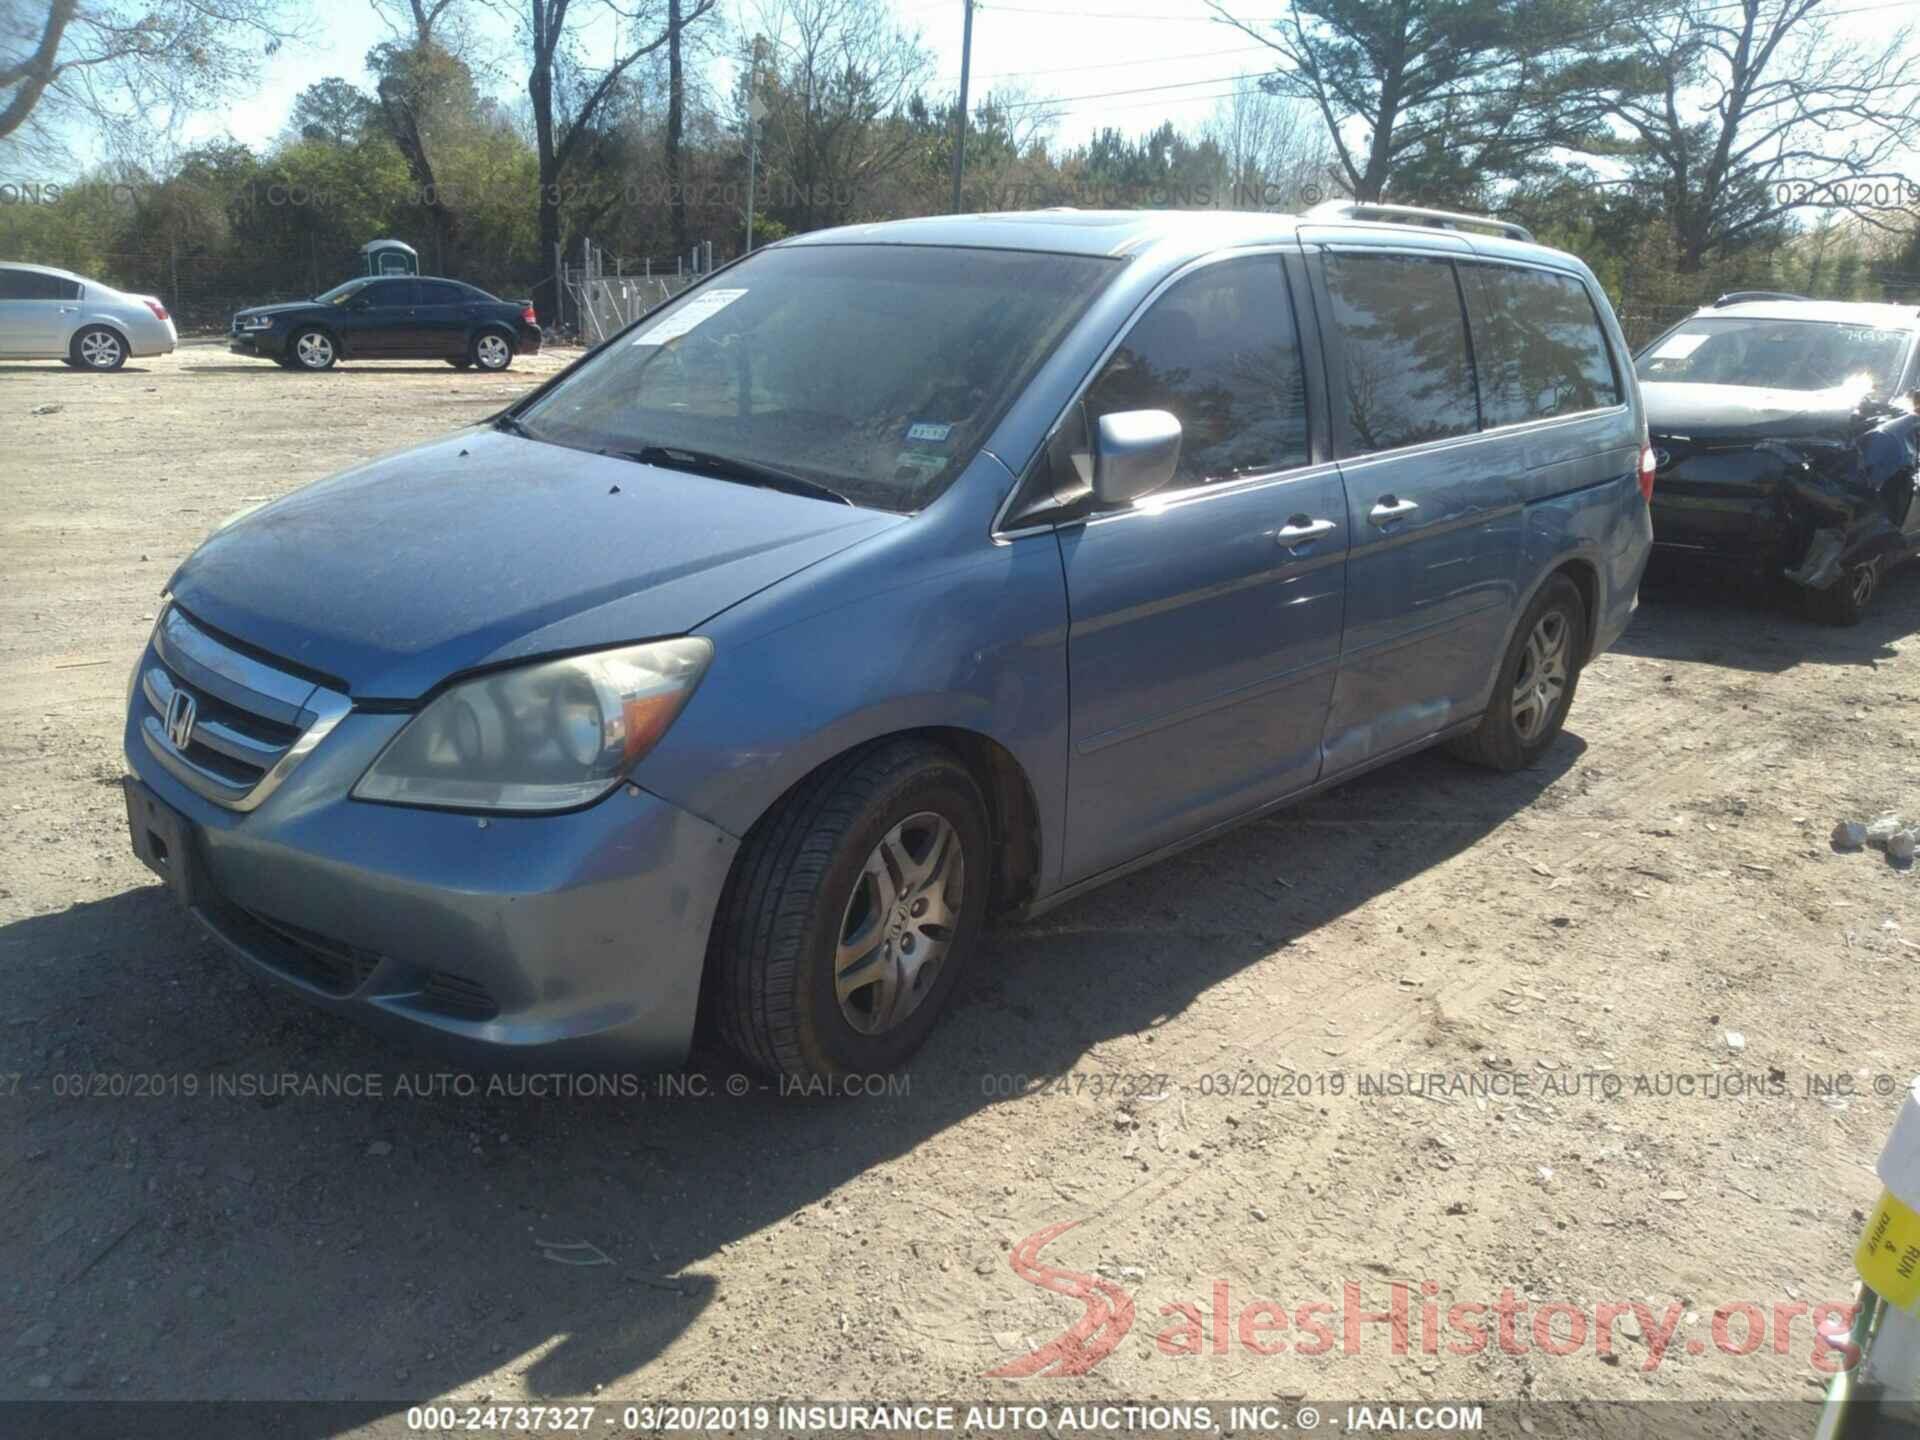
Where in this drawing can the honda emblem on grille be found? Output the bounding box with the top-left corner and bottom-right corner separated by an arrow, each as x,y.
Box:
165,690 -> 198,751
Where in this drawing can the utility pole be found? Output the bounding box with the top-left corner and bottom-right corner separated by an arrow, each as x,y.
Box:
949,0 -> 974,215
745,35 -> 768,255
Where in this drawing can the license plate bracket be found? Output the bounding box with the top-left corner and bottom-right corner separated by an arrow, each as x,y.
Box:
124,776 -> 205,909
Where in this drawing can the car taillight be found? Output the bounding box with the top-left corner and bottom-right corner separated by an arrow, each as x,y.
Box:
1637,442 -> 1657,502
146,300 -> 170,322
522,304 -> 537,324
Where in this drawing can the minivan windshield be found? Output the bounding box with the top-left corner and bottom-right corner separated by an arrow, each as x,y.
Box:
1635,316 -> 1911,397
515,243 -> 1119,512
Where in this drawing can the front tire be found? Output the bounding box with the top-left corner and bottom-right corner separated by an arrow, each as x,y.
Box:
1805,556 -> 1879,626
1450,574 -> 1588,771
288,328 -> 337,371
470,331 -> 513,371
71,326 -> 127,371
710,740 -> 989,1082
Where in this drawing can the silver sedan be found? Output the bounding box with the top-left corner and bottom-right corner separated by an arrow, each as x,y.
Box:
0,261 -> 178,370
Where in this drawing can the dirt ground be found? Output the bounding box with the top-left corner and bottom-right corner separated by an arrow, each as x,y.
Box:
2,339 -> 1916,1426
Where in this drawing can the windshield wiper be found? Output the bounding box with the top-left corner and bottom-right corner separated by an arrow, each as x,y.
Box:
618,444 -> 855,507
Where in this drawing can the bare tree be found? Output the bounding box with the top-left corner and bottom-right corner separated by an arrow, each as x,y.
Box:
747,0 -> 933,230
1202,82 -> 1332,209
512,0 -> 715,307
1,0 -> 303,160
370,0 -> 465,47
1603,0 -> 1920,270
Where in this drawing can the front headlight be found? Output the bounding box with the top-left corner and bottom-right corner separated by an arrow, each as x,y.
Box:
352,638 -> 713,813
241,315 -> 275,331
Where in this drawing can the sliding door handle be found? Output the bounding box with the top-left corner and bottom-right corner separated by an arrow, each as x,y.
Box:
1369,495 -> 1420,526
1275,516 -> 1337,546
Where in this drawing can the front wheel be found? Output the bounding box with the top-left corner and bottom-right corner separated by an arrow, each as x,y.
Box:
288,328 -> 337,371
1449,574 -> 1588,771
709,740 -> 989,1082
1804,556 -> 1879,626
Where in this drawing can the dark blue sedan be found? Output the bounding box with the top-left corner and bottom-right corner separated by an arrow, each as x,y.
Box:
229,275 -> 542,372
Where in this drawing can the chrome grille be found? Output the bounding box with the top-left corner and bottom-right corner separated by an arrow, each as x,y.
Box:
137,606 -> 350,811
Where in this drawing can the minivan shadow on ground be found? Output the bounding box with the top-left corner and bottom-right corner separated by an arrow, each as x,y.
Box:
0,737 -> 1578,1412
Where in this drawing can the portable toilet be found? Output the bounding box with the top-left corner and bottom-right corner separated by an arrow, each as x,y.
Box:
361,239 -> 418,277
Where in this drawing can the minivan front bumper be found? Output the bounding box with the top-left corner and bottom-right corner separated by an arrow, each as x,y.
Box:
121,625 -> 740,1070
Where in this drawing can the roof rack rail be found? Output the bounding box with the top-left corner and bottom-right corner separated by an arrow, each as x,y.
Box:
1304,199 -> 1534,243
1711,291 -> 1809,307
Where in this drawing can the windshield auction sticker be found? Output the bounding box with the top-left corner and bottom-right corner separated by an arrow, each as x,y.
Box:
631,288 -> 748,345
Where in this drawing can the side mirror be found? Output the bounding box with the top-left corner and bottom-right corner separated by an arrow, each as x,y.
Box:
1093,409 -> 1183,506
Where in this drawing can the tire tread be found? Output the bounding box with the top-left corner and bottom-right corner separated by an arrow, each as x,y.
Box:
710,739 -> 963,1080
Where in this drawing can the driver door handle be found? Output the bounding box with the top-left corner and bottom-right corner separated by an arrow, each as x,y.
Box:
1275,516 -> 1337,546
1369,495 -> 1420,525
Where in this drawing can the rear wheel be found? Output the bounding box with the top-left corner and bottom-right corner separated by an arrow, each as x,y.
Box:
710,740 -> 988,1082
1449,574 -> 1588,771
470,331 -> 513,371
71,326 -> 127,371
289,328 -> 336,371
1805,556 -> 1879,626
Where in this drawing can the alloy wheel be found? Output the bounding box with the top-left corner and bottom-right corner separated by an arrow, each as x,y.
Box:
1510,610 -> 1571,742
475,334 -> 511,370
79,330 -> 122,368
834,812 -> 964,1036
295,332 -> 334,369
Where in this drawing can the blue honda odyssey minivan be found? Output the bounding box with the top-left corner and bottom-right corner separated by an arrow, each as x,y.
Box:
123,203 -> 1653,1081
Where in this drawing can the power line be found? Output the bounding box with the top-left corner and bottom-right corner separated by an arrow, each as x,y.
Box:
979,0 -> 1920,114
995,71 -> 1276,109
935,43 -> 1272,84
980,0 -> 1916,33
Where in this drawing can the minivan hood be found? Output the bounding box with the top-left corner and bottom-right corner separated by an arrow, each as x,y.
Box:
1641,381 -> 1879,441
168,429 -> 901,699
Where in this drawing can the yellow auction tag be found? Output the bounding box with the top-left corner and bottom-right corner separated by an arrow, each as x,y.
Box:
1857,1188 -> 1920,1314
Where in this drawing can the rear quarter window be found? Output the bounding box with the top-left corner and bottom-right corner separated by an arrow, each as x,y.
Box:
1466,263 -> 1621,426
0,269 -> 80,301
1321,252 -> 1480,454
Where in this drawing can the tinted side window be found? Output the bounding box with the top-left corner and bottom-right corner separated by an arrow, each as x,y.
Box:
1322,252 -> 1478,454
1083,256 -> 1309,488
0,269 -> 77,300
1468,264 -> 1620,426
362,280 -> 415,306
418,281 -> 466,305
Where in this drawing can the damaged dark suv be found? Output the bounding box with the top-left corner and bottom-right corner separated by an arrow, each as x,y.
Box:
1636,295 -> 1920,623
